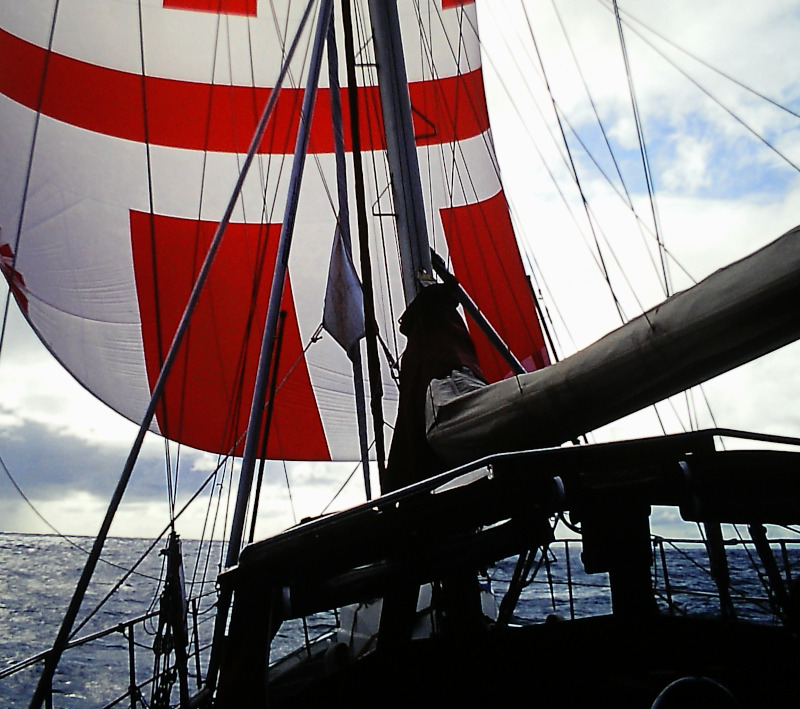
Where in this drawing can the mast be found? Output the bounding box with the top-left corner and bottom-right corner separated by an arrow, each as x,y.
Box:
326,16 -> 372,499
367,0 -> 432,304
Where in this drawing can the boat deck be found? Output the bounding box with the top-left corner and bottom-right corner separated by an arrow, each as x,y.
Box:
211,429 -> 800,708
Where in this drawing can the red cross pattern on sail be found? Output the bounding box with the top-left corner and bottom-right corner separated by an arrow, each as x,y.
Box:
163,0 -> 257,15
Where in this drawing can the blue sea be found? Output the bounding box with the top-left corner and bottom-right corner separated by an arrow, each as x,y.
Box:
1,532 -> 795,707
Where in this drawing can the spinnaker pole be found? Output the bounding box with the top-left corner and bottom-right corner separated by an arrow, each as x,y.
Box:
430,249 -> 526,376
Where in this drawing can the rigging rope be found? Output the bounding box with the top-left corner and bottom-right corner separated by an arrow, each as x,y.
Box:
552,0 -> 686,289
473,2 -> 690,341
0,453 -> 160,581
605,0 -> 800,122
478,4 -> 687,320
523,4 -> 626,324
473,5 -> 622,343
611,0 -> 671,298
481,1 -> 728,436
325,12 -> 372,501
611,3 -> 800,175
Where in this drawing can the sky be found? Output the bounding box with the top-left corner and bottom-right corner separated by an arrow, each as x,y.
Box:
1,0 -> 800,543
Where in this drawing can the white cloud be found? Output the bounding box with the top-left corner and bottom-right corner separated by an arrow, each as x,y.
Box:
661,135 -> 712,192
0,308 -> 141,446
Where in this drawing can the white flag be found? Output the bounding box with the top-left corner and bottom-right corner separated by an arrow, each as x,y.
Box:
323,227 -> 365,355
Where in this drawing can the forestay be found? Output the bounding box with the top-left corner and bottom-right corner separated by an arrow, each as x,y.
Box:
0,0 -> 548,460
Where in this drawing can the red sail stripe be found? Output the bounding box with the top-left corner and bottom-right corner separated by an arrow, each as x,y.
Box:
129,211 -> 330,459
441,192 -> 550,382
0,27 -> 488,154
163,0 -> 257,15
0,243 -> 29,316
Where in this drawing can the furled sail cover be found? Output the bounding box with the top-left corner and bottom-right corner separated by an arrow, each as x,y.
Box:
0,0 -> 549,460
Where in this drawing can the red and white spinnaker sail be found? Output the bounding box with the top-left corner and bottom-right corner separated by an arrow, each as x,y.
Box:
0,0 -> 548,460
